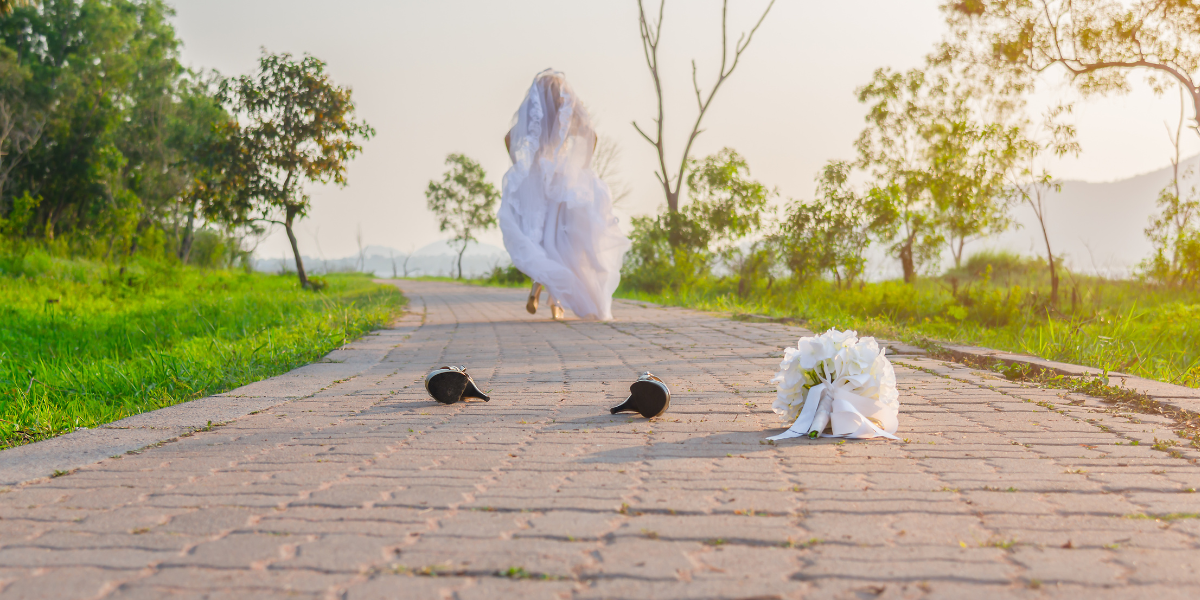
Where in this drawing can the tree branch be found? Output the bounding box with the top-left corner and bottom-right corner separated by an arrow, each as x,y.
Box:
672,0 -> 775,205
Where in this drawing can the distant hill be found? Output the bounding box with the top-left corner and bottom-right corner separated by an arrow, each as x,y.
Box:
252,240 -> 511,279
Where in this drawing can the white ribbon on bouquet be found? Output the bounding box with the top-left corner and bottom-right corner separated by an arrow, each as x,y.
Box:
767,380 -> 899,441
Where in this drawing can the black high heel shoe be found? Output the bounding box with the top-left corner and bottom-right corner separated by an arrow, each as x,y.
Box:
424,366 -> 491,404
610,372 -> 670,418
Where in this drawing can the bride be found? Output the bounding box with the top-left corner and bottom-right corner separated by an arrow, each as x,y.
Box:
499,69 -> 630,321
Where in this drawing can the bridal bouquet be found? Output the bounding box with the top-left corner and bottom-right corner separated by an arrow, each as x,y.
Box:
767,329 -> 900,440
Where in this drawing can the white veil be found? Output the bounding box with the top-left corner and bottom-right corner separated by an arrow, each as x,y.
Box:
499,69 -> 630,320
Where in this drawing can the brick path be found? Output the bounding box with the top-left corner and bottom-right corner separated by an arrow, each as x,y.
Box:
1,280 -> 1198,599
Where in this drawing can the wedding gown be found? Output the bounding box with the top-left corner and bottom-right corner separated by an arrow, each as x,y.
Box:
499,69 -> 630,321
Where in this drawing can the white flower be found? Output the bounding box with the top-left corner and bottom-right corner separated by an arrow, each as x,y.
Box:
768,328 -> 901,437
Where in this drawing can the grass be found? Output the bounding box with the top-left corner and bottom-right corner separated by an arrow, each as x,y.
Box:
614,274 -> 1200,389
0,253 -> 404,448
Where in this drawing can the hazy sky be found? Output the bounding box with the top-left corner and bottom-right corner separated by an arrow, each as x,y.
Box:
169,0 -> 1200,260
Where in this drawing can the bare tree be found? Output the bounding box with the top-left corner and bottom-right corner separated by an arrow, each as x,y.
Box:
355,223 -> 366,272
1007,105 -> 1081,305
593,134 -> 632,206
1143,84 -> 1200,285
633,0 -> 775,213
402,253 -> 418,277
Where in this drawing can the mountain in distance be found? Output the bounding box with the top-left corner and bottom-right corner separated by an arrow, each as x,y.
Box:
252,240 -> 510,279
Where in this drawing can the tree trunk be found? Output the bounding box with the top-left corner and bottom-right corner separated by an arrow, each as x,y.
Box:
1036,207 -> 1057,306
899,241 -> 915,284
456,241 -> 467,279
178,210 -> 195,263
284,207 -> 309,288
1048,254 -> 1059,306
1041,232 -> 1058,306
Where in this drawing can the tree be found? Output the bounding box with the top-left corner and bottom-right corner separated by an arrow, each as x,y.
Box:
176,84 -> 243,264
774,161 -> 888,287
0,1 -> 35,15
1143,86 -> 1200,286
623,148 -> 771,291
1007,105 -> 1081,305
220,50 -> 374,288
633,0 -> 774,216
592,134 -> 631,206
0,45 -> 43,217
855,68 -> 945,282
682,148 -> 772,256
425,153 -> 498,279
1,0 -> 192,249
925,98 -> 1022,268
942,0 -> 1200,138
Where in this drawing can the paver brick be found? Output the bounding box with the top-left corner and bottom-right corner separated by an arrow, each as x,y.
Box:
0,280 -> 1197,598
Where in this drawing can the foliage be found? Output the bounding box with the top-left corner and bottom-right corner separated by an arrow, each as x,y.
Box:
857,60 -> 1029,280
0,1 -> 35,16
941,0 -> 1200,138
623,148 -> 772,292
615,260 -> 1200,389
773,161 -> 883,286
855,68 -> 946,282
925,100 -> 1021,267
0,255 -> 403,448
425,153 -> 499,280
1143,174 -> 1200,288
682,148 -> 773,253
219,50 -> 374,289
0,0 -> 237,263
483,263 -> 531,287
1142,87 -> 1200,288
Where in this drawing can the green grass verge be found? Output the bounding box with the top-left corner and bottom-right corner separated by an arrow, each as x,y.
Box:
1,256 -> 404,448
614,278 -> 1200,388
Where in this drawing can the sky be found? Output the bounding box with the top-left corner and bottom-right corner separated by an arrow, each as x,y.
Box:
169,0 -> 1200,261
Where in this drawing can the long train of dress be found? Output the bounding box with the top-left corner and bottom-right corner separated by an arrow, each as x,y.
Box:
498,70 -> 630,321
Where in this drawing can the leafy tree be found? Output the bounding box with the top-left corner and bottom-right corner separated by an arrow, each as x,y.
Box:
773,161 -> 886,287
682,148 -> 772,255
633,0 -> 774,215
942,0 -> 1200,138
0,1 -> 36,15
0,0 -> 237,264
925,101 -> 1022,268
220,50 -> 374,288
855,68 -> 945,282
623,148 -> 772,290
0,45 -> 43,218
856,61 -> 1023,280
425,153 -> 499,279
171,75 -> 241,263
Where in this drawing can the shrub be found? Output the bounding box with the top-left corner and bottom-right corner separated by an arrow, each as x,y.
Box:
484,264 -> 530,286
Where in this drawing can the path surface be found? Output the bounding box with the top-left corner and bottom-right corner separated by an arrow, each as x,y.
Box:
1,280 -> 1198,599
